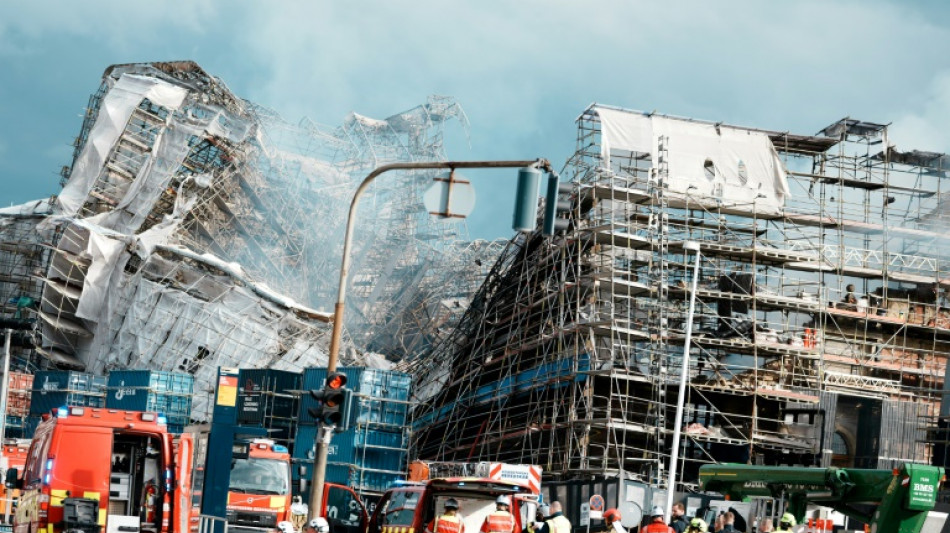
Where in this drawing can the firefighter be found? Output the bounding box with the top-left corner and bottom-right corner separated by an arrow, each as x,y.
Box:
642,506 -> 674,533
291,496 -> 308,531
428,498 -> 465,533
774,513 -> 796,533
685,518 -> 708,533
528,504 -> 550,533
603,508 -> 626,533
482,495 -> 517,533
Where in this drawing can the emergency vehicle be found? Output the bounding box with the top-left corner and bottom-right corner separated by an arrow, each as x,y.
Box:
225,439 -> 293,533
6,407 -> 191,533
368,479 -> 536,533
203,433 -> 367,533
0,440 -> 30,522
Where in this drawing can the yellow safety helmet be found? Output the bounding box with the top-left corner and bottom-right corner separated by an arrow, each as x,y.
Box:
688,517 -> 708,532
780,513 -> 797,527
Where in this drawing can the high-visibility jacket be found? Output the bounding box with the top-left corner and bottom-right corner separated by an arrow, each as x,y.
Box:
482,510 -> 516,533
430,514 -> 464,533
545,514 -> 571,533
642,521 -> 674,533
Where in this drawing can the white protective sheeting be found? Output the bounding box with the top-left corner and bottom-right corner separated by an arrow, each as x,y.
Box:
0,198 -> 53,217
58,75 -> 189,216
74,230 -> 129,322
596,106 -> 790,214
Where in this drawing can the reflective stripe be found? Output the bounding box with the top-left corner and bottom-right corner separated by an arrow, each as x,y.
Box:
435,515 -> 463,533
547,516 -> 572,533
50,489 -> 68,508
484,511 -> 515,533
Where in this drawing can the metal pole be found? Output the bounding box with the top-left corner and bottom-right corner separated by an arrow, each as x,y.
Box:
665,242 -> 701,522
309,159 -> 549,518
0,329 -> 11,442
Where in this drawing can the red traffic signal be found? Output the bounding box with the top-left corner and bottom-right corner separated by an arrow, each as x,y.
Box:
307,371 -> 352,430
326,371 -> 347,390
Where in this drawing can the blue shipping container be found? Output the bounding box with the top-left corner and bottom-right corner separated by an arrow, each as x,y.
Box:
22,416 -> 42,438
105,389 -> 192,418
33,371 -> 106,393
293,425 -> 319,459
237,369 -> 301,424
107,370 -> 194,394
30,390 -> 105,415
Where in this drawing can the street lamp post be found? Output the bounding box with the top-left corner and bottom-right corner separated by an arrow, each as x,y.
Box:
310,159 -> 551,517
665,240 -> 701,521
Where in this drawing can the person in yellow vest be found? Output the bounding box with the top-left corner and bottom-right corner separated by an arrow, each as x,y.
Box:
482,496 -> 518,533
773,513 -> 795,533
534,502 -> 570,533
429,499 -> 465,533
528,504 -> 550,533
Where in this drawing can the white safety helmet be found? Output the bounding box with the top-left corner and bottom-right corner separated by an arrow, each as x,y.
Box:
277,521 -> 296,533
650,506 -> 665,518
309,517 -> 330,533
496,495 -> 512,507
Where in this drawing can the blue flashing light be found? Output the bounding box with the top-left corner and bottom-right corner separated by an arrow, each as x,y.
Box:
44,459 -> 53,485
165,468 -> 172,492
56,406 -> 68,418
272,444 -> 288,453
157,413 -> 168,425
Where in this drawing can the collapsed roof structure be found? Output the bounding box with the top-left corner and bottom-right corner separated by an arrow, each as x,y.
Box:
411,105 -> 950,502
0,61 -> 502,417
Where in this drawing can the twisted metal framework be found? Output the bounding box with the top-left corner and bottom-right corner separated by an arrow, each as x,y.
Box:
0,62 -> 501,415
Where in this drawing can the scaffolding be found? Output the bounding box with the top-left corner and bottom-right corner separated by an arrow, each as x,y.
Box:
0,199 -> 57,371
0,61 -> 503,417
410,105 -> 950,488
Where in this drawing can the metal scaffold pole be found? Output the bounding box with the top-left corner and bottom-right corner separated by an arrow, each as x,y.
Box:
666,241 -> 700,521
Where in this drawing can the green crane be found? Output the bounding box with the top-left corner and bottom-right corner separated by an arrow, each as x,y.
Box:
698,463 -> 943,533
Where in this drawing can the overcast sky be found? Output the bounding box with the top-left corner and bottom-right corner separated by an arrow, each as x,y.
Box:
1,0 -> 948,240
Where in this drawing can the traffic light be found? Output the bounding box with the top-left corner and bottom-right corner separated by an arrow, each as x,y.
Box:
308,371 -> 351,431
512,166 -> 542,232
542,172 -> 572,236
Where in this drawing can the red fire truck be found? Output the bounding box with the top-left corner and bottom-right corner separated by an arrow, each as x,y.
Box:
6,407 -> 188,533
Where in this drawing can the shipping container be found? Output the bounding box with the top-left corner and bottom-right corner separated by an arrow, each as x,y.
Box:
30,390 -> 105,415
293,425 -> 319,459
6,390 -> 31,417
293,460 -> 396,495
32,371 -> 106,393
8,371 -> 34,392
107,370 -> 194,394
237,369 -> 301,424
22,415 -> 42,439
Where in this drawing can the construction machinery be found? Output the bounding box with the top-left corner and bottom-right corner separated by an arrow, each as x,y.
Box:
698,463 -> 944,533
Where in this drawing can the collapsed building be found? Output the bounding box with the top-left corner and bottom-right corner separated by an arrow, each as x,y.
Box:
411,105 -> 950,508
0,61 -> 501,417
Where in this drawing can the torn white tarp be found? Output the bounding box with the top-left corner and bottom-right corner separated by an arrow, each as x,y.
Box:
75,230 -> 128,322
595,106 -> 790,214
58,74 -> 189,216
